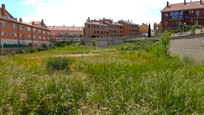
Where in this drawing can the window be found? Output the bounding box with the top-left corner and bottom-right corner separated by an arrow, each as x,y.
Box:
47,31 -> 50,35
19,25 -> 23,30
91,25 -> 93,28
97,26 -> 99,29
28,35 -> 31,38
101,26 -> 103,29
1,21 -> 6,27
33,36 -> 36,39
13,33 -> 17,37
165,22 -> 168,26
185,15 -> 188,19
165,13 -> 168,17
114,26 -> 116,29
48,37 -> 50,40
12,23 -> 17,29
39,36 -> 41,39
39,30 -> 41,33
110,26 -> 112,28
129,25 -> 131,28
195,11 -> 199,17
43,31 -> 45,34
20,34 -> 24,37
1,32 -> 7,36
133,26 -> 135,28
170,11 -> 183,19
106,27 -> 108,30
33,28 -> 36,32
43,37 -> 45,39
27,27 -> 31,31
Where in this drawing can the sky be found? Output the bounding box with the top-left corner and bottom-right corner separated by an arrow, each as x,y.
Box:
0,0 -> 197,27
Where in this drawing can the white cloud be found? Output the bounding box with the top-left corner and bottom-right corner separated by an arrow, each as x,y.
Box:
21,0 -> 187,27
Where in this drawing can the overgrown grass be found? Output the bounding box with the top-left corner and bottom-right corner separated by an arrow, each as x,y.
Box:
0,39 -> 204,114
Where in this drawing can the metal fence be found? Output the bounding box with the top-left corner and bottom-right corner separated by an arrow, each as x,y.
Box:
3,44 -> 26,48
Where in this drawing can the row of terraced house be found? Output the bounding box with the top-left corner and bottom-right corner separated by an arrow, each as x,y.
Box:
0,4 -> 51,45
84,17 -> 140,38
0,4 -> 84,46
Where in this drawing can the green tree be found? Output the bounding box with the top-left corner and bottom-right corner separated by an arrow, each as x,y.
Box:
148,23 -> 151,38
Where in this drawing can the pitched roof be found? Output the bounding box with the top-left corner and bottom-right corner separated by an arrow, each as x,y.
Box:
47,26 -> 84,31
104,21 -> 123,26
85,22 -> 108,26
161,1 -> 204,12
119,20 -> 139,26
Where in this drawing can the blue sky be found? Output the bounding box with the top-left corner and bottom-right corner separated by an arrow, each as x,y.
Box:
0,0 -> 189,27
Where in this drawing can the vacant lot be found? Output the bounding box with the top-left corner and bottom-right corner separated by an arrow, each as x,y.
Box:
0,40 -> 204,114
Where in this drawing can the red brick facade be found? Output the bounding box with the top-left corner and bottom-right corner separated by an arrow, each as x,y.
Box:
161,0 -> 204,31
84,18 -> 139,38
48,26 -> 83,41
0,4 -> 51,45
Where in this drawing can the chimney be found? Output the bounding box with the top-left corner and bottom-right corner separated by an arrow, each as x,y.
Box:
41,19 -> 44,26
167,1 -> 169,7
1,4 -> 6,16
87,17 -> 90,22
32,22 -> 35,25
53,25 -> 55,27
63,24 -> 65,27
131,20 -> 132,23
200,0 -> 203,4
184,0 -> 187,5
128,20 -> 129,22
19,18 -> 22,22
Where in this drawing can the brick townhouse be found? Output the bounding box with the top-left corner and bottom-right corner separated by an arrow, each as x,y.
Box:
48,25 -> 83,41
84,17 -> 139,38
161,0 -> 204,31
0,4 -> 51,45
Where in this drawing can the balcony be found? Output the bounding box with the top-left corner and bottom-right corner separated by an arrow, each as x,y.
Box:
189,16 -> 204,20
170,15 -> 183,20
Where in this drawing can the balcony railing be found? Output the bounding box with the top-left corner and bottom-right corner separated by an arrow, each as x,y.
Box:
170,15 -> 183,20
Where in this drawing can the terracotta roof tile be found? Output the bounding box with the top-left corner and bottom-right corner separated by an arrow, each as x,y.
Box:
104,21 -> 123,26
119,20 -> 139,26
161,1 -> 204,12
47,26 -> 83,31
85,22 -> 108,26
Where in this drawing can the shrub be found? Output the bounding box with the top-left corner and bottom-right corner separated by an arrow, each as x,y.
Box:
41,43 -> 49,50
18,50 -> 26,54
7,51 -> 16,56
49,44 -> 56,49
28,48 -> 37,53
92,40 -> 96,47
37,47 -> 43,52
160,31 -> 171,57
46,57 -> 73,72
55,41 -> 74,47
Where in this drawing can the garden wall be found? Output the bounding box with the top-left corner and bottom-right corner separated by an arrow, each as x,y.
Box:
81,35 -> 146,47
170,33 -> 204,61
